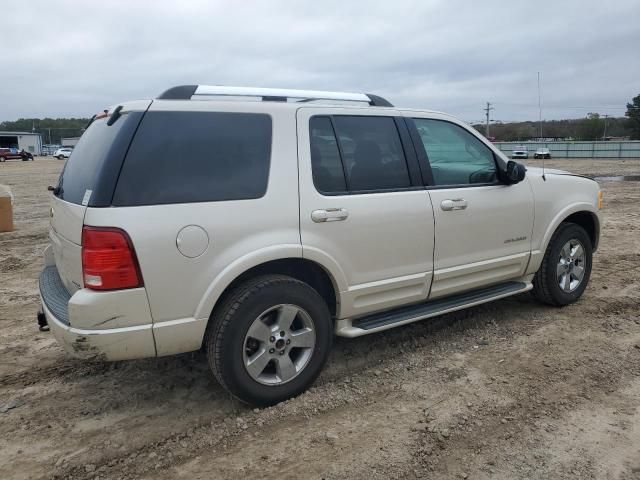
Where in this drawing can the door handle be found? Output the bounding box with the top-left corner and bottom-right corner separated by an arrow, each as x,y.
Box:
311,208 -> 349,223
441,199 -> 468,211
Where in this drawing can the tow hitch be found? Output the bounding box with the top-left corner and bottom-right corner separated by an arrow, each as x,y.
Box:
37,310 -> 49,332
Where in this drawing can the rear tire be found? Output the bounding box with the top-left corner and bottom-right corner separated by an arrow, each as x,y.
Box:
0,157 -> 5,162
205,275 -> 333,406
533,223 -> 592,306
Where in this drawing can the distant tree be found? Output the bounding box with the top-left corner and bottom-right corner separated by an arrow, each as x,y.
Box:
626,94 -> 640,140
578,113 -> 603,140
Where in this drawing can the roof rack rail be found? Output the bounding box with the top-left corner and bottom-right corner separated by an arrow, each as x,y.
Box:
156,85 -> 393,107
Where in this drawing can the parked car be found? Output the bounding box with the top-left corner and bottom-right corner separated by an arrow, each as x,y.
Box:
534,148 -> 551,159
0,147 -> 34,161
42,144 -> 62,156
53,147 -> 73,160
511,145 -> 528,159
39,85 -> 602,406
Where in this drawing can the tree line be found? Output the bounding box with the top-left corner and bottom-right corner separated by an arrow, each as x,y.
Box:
0,118 -> 90,144
473,94 -> 640,141
472,115 -> 634,141
2,94 -> 639,144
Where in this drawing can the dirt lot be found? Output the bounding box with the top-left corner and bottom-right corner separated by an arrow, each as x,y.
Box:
1,157 -> 639,480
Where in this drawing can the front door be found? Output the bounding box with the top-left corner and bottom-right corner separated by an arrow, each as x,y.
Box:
406,115 -> 535,299
296,107 -> 436,319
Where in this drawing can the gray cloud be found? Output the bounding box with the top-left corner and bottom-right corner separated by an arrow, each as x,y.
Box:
1,0 -> 638,123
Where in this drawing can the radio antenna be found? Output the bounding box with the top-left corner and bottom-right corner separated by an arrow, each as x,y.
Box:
538,71 -> 546,181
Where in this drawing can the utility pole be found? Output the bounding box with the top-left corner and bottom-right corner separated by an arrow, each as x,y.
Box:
484,102 -> 494,138
603,114 -> 609,140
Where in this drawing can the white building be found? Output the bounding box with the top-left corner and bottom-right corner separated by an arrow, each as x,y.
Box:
0,131 -> 43,155
61,137 -> 81,147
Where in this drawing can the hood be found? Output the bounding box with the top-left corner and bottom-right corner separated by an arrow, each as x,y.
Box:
525,166 -> 597,181
526,166 -> 568,175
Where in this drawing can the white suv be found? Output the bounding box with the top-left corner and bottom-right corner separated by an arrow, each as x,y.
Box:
39,85 -> 602,406
53,147 -> 73,160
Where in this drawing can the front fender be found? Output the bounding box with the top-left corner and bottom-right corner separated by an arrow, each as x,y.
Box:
527,202 -> 600,275
526,172 -> 601,275
541,202 -> 599,253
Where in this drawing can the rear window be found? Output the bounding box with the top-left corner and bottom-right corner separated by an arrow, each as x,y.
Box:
112,111 -> 272,206
56,112 -> 144,206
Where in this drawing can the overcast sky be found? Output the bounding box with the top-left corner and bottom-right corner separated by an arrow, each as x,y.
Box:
1,0 -> 639,124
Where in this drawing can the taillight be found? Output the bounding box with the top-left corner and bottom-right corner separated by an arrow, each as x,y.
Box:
81,226 -> 143,291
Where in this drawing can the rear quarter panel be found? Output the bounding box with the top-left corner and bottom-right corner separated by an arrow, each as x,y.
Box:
83,102 -> 301,332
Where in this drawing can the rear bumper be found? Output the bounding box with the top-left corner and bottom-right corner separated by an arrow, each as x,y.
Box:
39,266 -> 156,361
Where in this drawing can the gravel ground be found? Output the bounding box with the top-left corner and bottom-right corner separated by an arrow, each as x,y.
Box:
0,157 -> 639,480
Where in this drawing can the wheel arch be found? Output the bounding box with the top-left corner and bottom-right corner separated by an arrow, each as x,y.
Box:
196,256 -> 343,348
537,204 -> 599,258
562,210 -> 599,251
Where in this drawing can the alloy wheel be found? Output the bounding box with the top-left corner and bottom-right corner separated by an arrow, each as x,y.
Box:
557,239 -> 586,292
243,304 -> 316,385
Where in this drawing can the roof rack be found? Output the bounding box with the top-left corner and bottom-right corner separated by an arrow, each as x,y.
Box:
157,85 -> 393,107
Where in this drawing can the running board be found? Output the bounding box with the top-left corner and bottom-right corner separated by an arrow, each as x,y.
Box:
335,281 -> 532,337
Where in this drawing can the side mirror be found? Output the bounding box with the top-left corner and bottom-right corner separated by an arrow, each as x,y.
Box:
505,160 -> 526,184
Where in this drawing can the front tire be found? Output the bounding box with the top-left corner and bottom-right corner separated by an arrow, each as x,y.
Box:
206,275 -> 333,406
533,223 -> 592,306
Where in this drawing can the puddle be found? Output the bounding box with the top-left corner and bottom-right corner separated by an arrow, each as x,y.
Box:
592,175 -> 640,182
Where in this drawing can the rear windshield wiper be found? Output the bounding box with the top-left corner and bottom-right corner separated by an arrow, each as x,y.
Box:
84,114 -> 97,130
107,105 -> 123,126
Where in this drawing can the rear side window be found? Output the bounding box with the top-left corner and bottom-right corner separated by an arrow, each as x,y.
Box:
309,115 -> 411,194
309,117 -> 347,193
113,112 -> 272,206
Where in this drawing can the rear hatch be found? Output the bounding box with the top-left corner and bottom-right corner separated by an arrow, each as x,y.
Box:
49,101 -> 150,293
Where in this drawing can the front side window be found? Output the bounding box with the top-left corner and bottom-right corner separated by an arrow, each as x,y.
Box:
309,115 -> 411,194
413,119 -> 497,186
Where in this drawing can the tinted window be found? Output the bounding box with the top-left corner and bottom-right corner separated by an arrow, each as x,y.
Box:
413,119 -> 497,186
309,117 -> 347,193
332,116 -> 410,191
113,112 -> 272,206
56,113 -> 143,206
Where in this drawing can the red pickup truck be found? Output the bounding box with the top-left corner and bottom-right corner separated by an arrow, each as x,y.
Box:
0,148 -> 34,162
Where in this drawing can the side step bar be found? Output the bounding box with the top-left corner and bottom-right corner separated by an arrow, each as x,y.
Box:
336,281 -> 532,337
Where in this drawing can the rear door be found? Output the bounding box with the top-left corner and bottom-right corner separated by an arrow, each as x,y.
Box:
297,107 -> 435,319
405,113 -> 534,299
49,101 -> 150,293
